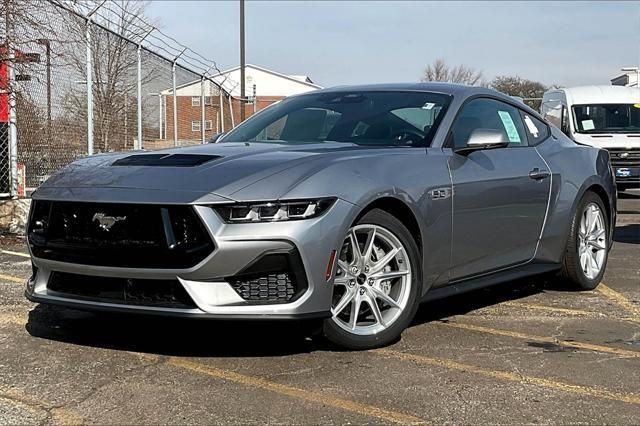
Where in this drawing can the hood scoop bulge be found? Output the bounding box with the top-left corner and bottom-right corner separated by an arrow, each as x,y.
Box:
112,153 -> 223,167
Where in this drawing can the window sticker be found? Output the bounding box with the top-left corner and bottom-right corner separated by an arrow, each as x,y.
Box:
581,119 -> 595,131
497,110 -> 521,143
523,115 -> 539,137
422,102 -> 435,110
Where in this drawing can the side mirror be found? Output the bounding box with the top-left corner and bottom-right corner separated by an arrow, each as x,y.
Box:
454,128 -> 509,155
207,132 -> 226,144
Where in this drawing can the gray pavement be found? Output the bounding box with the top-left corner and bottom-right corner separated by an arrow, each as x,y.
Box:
0,191 -> 638,424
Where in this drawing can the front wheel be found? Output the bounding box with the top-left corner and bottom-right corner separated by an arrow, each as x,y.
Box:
560,192 -> 609,290
323,209 -> 421,350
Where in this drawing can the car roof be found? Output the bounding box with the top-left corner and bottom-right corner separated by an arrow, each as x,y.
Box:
546,85 -> 640,105
315,82 -> 495,97
308,83 -> 542,117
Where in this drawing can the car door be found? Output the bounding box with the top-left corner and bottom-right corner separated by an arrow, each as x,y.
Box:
446,98 -> 551,280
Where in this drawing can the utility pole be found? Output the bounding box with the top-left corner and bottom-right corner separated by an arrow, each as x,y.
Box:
239,0 -> 245,122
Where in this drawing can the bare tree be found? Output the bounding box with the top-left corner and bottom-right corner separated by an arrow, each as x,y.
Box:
62,0 -> 155,152
421,58 -> 485,86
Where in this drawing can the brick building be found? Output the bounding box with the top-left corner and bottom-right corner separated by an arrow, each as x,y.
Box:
158,64 -> 321,145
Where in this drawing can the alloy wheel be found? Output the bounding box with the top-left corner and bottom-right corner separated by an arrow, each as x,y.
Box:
578,202 -> 607,280
331,224 -> 412,335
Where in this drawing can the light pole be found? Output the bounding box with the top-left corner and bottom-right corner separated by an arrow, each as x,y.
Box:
621,67 -> 640,88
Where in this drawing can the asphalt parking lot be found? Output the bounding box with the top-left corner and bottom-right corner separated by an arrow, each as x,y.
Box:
0,192 -> 638,425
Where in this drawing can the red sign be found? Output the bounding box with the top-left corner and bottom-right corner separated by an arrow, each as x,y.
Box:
0,47 -> 29,124
0,47 -> 7,123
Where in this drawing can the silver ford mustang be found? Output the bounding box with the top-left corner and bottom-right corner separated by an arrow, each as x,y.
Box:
25,83 -> 616,349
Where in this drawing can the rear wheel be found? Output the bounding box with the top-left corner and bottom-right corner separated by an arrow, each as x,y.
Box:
560,192 -> 609,290
323,209 -> 421,350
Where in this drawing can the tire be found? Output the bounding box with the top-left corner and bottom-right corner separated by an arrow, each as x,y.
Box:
559,192 -> 609,290
323,209 -> 421,350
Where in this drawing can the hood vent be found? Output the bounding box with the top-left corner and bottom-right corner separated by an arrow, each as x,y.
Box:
112,153 -> 222,167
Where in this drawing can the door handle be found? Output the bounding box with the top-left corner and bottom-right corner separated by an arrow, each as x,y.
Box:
529,168 -> 550,180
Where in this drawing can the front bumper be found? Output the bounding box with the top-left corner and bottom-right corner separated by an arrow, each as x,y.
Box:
26,199 -> 356,319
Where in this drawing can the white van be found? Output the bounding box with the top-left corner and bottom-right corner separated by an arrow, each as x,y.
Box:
540,85 -> 640,191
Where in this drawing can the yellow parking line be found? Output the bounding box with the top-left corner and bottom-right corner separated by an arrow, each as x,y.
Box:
374,349 -> 640,405
0,249 -> 30,259
501,300 -> 640,324
597,283 -> 640,318
167,357 -> 426,425
437,321 -> 640,358
0,273 -> 24,284
0,312 -> 28,326
0,384 -> 84,425
501,301 -> 596,316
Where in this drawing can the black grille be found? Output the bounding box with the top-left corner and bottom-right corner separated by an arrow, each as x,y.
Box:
229,273 -> 296,302
226,250 -> 308,304
48,271 -> 197,309
28,201 -> 214,268
607,148 -> 640,167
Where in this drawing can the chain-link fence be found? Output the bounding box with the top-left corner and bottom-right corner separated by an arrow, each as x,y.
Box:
1,0 -> 237,198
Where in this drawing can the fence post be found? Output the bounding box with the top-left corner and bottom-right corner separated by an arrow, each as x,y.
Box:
136,43 -> 142,150
171,48 -> 187,147
158,94 -> 162,140
172,60 -> 177,146
200,76 -> 205,144
219,91 -> 224,133
7,39 -> 18,197
136,28 -> 154,151
228,95 -> 235,128
85,19 -> 94,156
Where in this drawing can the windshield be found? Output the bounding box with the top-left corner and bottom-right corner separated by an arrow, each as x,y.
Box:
222,91 -> 452,146
572,104 -> 640,134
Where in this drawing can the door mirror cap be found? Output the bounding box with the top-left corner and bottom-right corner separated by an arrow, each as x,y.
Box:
208,132 -> 226,144
454,128 -> 509,155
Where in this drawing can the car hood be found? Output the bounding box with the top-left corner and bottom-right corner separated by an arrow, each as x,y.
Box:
572,133 -> 640,149
35,142 -> 362,203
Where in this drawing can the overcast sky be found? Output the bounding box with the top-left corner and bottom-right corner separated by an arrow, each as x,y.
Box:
147,1 -> 639,88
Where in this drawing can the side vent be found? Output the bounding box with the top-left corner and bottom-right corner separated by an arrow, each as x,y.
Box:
112,153 -> 222,167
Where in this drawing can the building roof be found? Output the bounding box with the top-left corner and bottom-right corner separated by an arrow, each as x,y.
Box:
161,64 -> 322,98
611,71 -> 638,87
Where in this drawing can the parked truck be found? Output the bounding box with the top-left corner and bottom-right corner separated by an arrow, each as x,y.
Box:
541,85 -> 640,191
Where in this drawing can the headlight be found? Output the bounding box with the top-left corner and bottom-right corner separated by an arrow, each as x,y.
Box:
212,198 -> 336,223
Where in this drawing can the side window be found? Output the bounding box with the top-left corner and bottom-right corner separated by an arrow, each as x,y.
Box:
450,98 -> 528,149
520,112 -> 549,145
541,100 -> 562,129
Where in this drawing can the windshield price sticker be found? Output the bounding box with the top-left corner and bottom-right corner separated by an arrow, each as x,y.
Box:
497,110 -> 521,143
581,119 -> 595,131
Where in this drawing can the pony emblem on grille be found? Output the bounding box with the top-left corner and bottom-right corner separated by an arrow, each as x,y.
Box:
92,213 -> 126,231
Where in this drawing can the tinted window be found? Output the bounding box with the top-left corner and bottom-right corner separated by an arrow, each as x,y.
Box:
520,112 -> 550,144
572,104 -> 640,134
222,91 -> 452,147
450,98 -> 528,149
